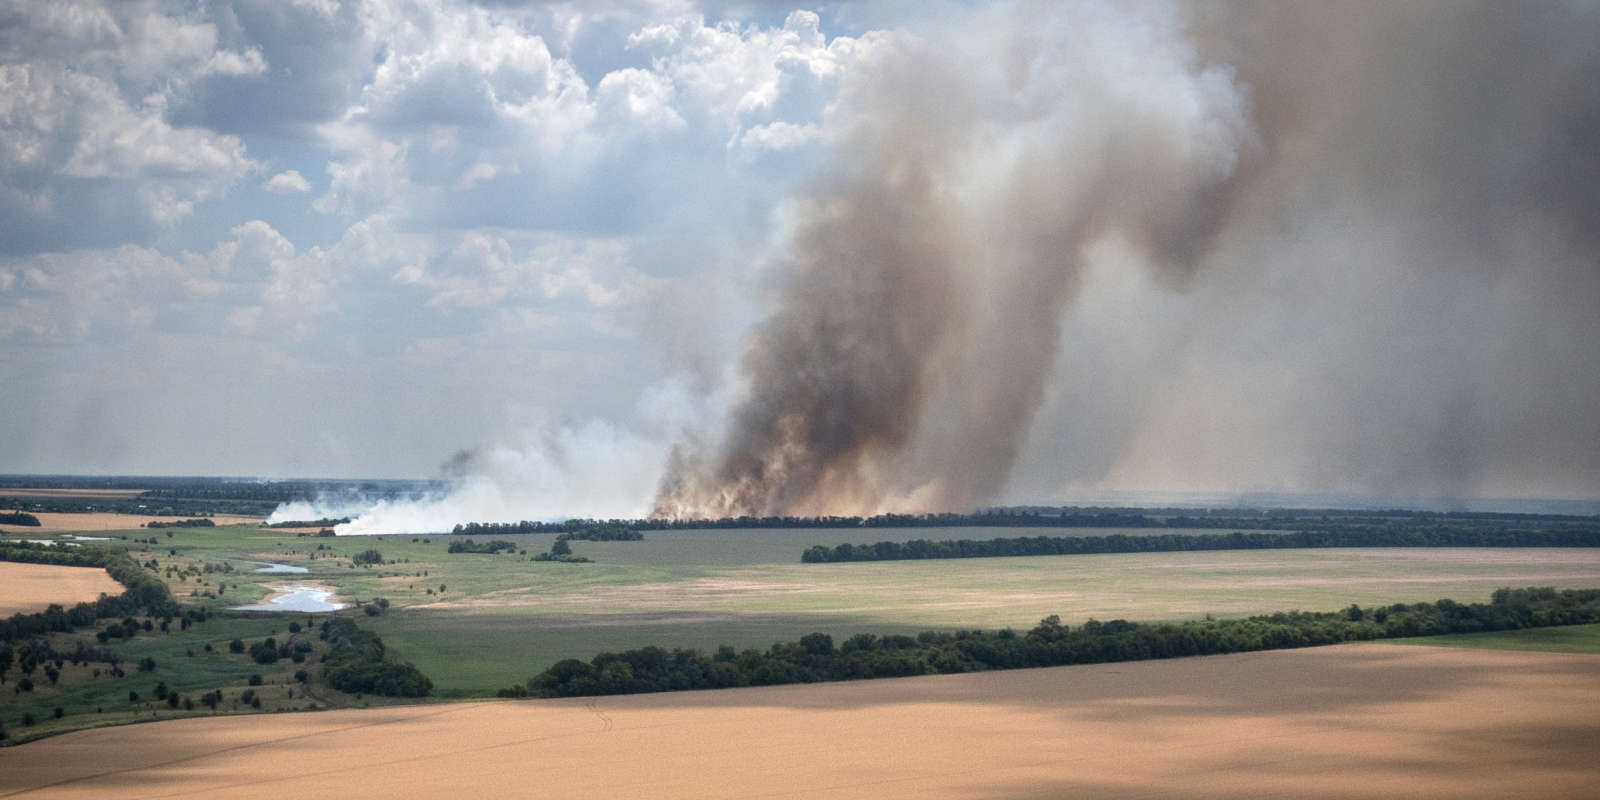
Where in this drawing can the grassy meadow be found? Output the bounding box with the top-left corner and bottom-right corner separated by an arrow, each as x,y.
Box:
1393,622 -> 1600,654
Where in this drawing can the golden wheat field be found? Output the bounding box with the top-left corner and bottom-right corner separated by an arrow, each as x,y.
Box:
0,513 -> 261,533
2,643 -> 1596,799
0,563 -> 125,615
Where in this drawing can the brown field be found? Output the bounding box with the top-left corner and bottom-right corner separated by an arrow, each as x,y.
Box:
0,562 -> 123,615
3,644 -> 1596,799
0,489 -> 147,499
0,512 -> 260,533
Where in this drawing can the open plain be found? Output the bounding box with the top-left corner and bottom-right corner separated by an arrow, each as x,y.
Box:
0,562 -> 125,615
2,643 -> 1596,799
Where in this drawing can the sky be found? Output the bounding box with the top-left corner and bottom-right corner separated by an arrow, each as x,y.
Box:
2,1 -> 1598,523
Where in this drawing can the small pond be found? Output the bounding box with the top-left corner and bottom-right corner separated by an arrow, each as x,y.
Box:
252,562 -> 310,574
231,584 -> 346,613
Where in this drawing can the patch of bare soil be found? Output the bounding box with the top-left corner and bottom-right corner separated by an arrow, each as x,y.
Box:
0,562 -> 124,615
2,644 -> 1597,799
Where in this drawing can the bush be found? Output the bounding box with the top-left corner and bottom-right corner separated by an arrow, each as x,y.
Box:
228,638 -> 245,653
351,549 -> 383,566
250,638 -> 280,665
248,673 -> 263,686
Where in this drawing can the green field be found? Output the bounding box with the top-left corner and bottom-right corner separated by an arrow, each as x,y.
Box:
8,522 -> 1600,698
1390,623 -> 1600,654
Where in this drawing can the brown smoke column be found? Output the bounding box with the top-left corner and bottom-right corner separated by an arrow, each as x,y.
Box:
655,0 -> 1600,518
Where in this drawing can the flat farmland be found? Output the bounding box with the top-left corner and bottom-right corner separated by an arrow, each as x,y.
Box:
2,644 -> 1597,799
0,562 -> 123,615
33,523 -> 1600,695
367,536 -> 1600,694
0,513 -> 261,533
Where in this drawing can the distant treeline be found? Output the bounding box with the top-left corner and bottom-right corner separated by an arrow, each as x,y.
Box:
265,518 -> 350,528
801,528 -> 1600,563
557,527 -> 642,542
452,512 -> 1159,534
144,518 -> 214,529
447,538 -> 517,554
0,542 -> 182,643
450,507 -> 1600,537
319,618 -> 432,697
0,512 -> 40,526
502,587 -> 1600,698
0,476 -> 445,517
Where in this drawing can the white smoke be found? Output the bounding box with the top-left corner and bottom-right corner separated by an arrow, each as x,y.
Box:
268,379 -> 722,535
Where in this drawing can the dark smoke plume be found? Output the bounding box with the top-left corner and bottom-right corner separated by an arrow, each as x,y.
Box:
655,0 -> 1600,518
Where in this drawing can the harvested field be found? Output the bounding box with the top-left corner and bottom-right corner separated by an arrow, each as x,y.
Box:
0,562 -> 123,615
0,512 -> 260,533
0,489 -> 146,499
2,644 -> 1596,799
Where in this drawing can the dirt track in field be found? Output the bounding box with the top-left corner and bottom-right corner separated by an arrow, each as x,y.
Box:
2,644 -> 1597,799
0,563 -> 124,615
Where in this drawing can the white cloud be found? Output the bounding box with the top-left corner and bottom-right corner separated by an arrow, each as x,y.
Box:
596,67 -> 684,129
737,120 -> 823,153
204,48 -> 269,77
264,170 -> 312,193
0,1 -> 263,253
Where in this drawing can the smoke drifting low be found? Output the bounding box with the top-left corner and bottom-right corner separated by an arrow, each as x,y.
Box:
653,1 -> 1600,518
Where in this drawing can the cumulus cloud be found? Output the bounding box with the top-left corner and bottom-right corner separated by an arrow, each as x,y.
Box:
264,170 -> 311,193
0,0 -> 261,254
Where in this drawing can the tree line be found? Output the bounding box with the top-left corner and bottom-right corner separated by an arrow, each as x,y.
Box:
501,587 -> 1600,698
557,527 -> 643,542
319,618 -> 432,697
447,538 -> 518,554
0,512 -> 40,526
265,517 -> 350,528
446,507 -> 1599,537
144,519 -> 214,529
800,528 -> 1600,563
0,542 -> 183,643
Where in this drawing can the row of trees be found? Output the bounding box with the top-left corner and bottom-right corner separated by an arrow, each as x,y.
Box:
319,618 -> 432,697
265,518 -> 350,528
557,527 -> 643,542
144,519 -> 214,529
446,538 -> 517,554
505,587 -> 1600,698
445,507 -> 1599,537
0,512 -> 40,526
800,528 -> 1600,563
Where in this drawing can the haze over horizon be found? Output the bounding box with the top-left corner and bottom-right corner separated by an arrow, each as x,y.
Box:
3,1 -> 1598,526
